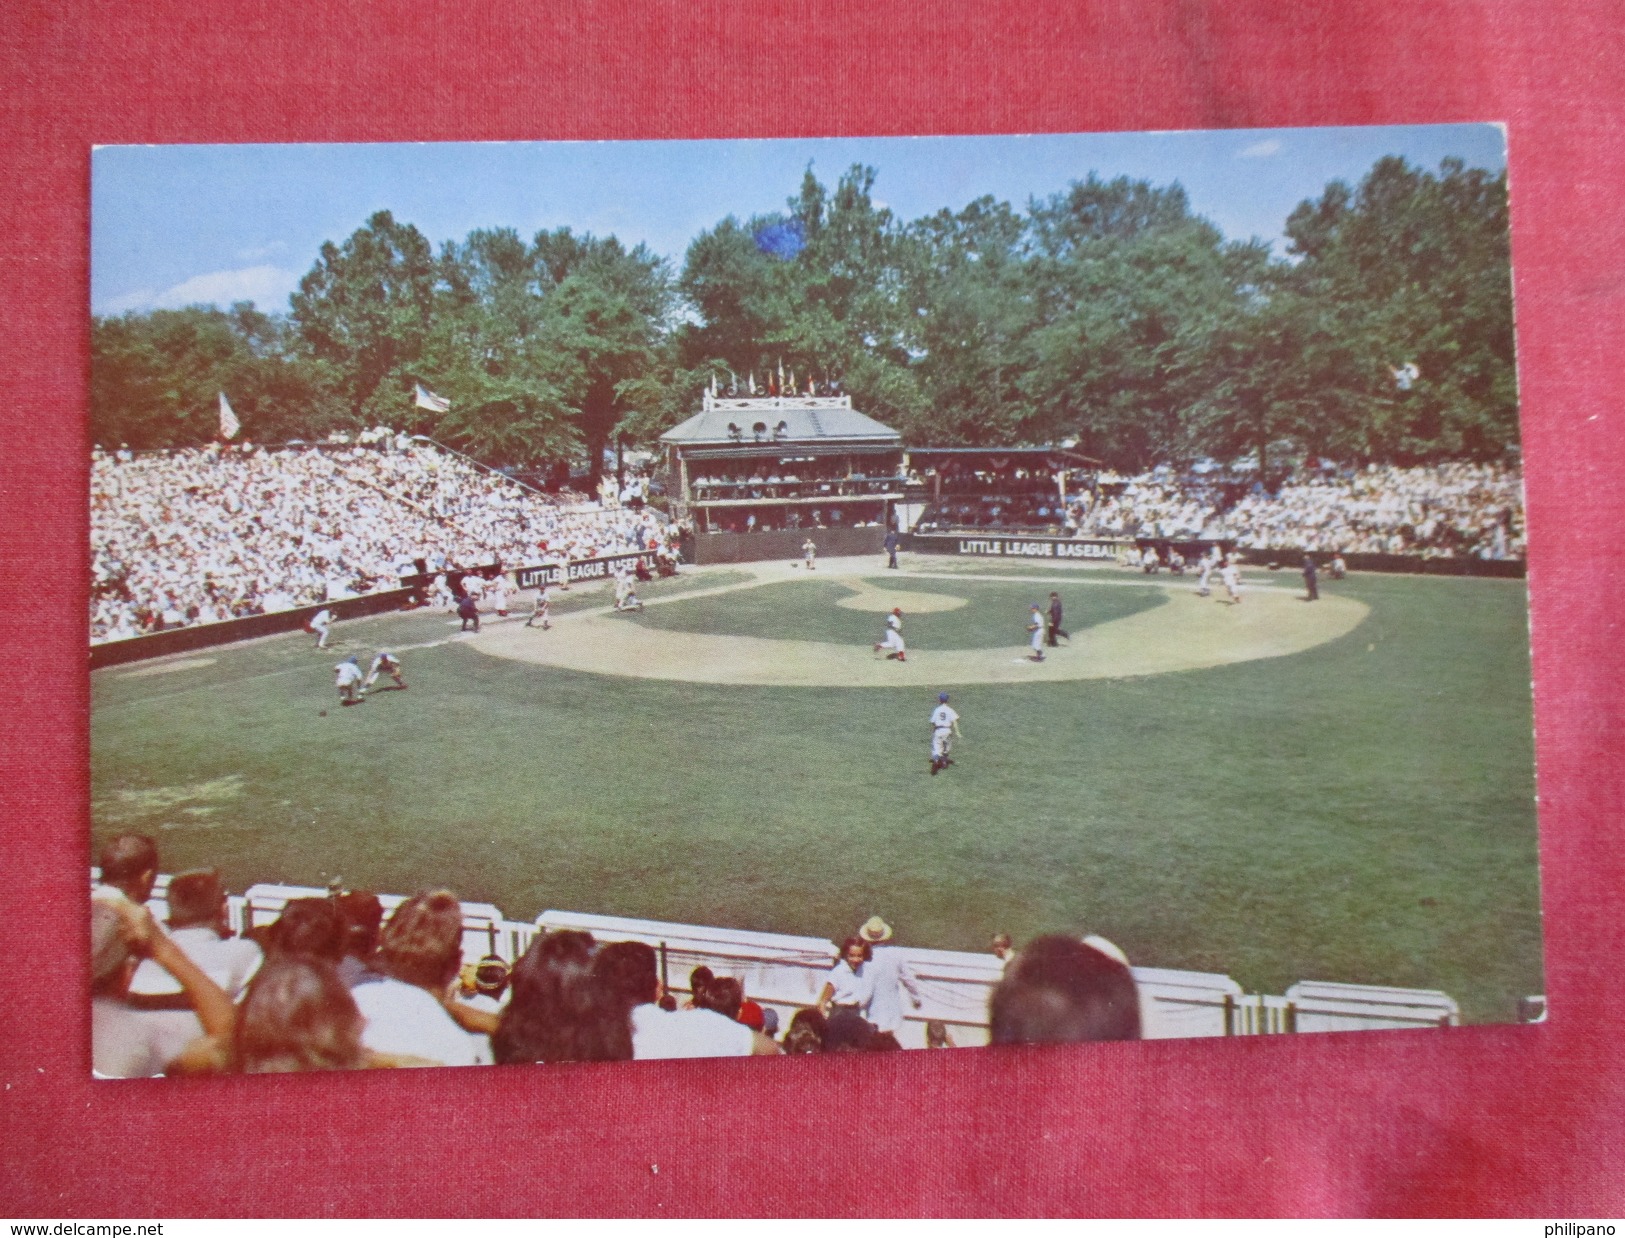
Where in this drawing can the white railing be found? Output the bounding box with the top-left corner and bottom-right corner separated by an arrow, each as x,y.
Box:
94,871 -> 1463,1042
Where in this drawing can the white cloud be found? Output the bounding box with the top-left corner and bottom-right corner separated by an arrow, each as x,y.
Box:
1238,138 -> 1283,160
235,241 -> 290,262
97,264 -> 302,316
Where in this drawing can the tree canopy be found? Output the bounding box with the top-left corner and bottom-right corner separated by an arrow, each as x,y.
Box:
93,156 -> 1519,474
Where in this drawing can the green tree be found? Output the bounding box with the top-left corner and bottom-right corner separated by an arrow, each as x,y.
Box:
289,210 -> 440,424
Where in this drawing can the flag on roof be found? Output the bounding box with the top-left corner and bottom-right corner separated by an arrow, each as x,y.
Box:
218,392 -> 240,440
414,383 -> 451,413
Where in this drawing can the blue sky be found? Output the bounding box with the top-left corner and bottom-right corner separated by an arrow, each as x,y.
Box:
91,125 -> 1505,317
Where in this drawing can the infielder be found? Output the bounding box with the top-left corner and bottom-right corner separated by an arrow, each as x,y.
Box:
1196,546 -> 1220,597
1027,604 -> 1046,662
308,607 -> 334,649
524,584 -> 552,630
362,650 -> 406,693
874,608 -> 906,661
488,573 -> 510,617
334,656 -> 364,706
802,537 -> 817,570
929,692 -> 961,776
1220,557 -> 1243,604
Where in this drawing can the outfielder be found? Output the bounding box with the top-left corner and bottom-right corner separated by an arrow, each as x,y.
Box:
363,650 -> 406,693
802,537 -> 817,570
929,692 -> 961,776
1220,557 -> 1243,604
874,608 -> 906,661
334,656 -> 364,706
524,584 -> 552,630
1027,604 -> 1046,662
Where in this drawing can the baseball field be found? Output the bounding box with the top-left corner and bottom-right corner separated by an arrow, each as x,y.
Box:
89,555 -> 1543,1023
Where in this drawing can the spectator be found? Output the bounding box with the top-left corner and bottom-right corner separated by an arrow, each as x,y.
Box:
817,937 -> 873,1016
989,934 -> 1141,1045
128,868 -> 262,1003
605,950 -> 777,1060
781,1008 -> 827,1055
492,930 -> 631,1065
91,899 -> 234,1078
351,890 -> 492,1067
855,916 -> 923,1039
333,891 -> 385,986
94,834 -> 158,906
235,956 -> 440,1072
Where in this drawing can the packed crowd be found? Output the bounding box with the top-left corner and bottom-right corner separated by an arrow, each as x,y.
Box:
91,835 -> 1141,1076
911,461 -> 1523,559
90,439 -> 682,643
1221,462 -> 1524,558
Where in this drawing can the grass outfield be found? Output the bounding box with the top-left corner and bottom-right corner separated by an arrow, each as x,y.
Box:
89,563 -> 1543,1023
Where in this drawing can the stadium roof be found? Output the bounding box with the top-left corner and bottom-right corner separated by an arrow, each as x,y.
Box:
661,396 -> 900,447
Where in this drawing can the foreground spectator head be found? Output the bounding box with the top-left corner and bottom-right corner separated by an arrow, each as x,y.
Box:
989,934 -> 1141,1045
687,965 -> 714,1007
379,890 -> 464,991
99,834 -> 159,903
695,975 -> 744,1021
236,956 -> 367,1073
990,932 -> 1016,962
593,940 -> 660,1007
493,930 -> 631,1065
782,1008 -> 827,1055
823,1008 -> 880,1053
333,891 -> 384,962
270,898 -> 345,962
165,868 -> 227,932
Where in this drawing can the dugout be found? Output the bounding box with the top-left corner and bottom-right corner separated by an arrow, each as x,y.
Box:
660,394 -> 905,564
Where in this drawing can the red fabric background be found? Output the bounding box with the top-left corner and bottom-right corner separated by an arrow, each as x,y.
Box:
2,0 -> 1621,1217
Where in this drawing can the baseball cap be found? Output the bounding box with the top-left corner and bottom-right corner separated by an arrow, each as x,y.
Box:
938,692 -> 950,702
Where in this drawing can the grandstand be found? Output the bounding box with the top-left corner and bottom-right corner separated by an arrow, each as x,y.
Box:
90,436 -> 682,644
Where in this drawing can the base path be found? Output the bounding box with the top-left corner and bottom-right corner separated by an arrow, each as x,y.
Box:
469,557 -> 1369,687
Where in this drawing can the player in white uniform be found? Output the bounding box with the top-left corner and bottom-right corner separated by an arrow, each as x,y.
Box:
1027,604 -> 1046,662
524,584 -> 552,629
308,608 -> 334,649
1196,547 -> 1220,597
1220,558 -> 1243,604
488,573 -> 510,617
929,692 -> 961,776
874,608 -> 906,661
362,650 -> 405,693
802,538 -> 817,570
334,656 -> 364,706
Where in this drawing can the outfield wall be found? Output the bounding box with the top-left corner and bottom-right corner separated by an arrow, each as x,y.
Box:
689,526 -> 885,565
902,533 -> 1525,578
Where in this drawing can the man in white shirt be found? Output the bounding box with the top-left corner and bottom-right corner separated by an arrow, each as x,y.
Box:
350,890 -> 491,1067
929,692 -> 961,776
856,916 -> 923,1037
593,940 -> 775,1060
128,868 -> 261,1003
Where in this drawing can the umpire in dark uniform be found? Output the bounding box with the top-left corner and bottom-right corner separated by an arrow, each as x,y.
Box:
1302,553 -> 1319,601
1047,591 -> 1069,646
883,527 -> 900,569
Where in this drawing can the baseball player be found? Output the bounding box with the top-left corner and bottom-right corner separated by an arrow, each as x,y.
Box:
524,583 -> 552,630
1220,556 -> 1243,604
802,537 -> 817,570
488,573 -> 510,617
1027,604 -> 1046,662
929,691 -> 961,775
307,607 -> 334,649
874,608 -> 906,661
362,650 -> 406,693
334,656 -> 364,706
1196,546 -> 1220,597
